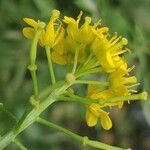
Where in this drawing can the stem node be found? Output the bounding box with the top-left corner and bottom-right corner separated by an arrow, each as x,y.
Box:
28,64 -> 37,71
83,136 -> 89,146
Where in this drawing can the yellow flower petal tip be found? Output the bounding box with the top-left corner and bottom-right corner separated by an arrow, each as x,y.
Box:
23,18 -> 38,27
86,114 -> 98,127
101,114 -> 112,130
51,9 -> 60,19
140,92 -> 148,100
122,37 -> 128,45
22,27 -> 34,39
85,16 -> 91,24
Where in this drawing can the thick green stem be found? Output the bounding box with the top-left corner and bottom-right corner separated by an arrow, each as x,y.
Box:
0,81 -> 71,149
36,117 -> 127,150
45,46 -> 56,85
0,135 -> 27,150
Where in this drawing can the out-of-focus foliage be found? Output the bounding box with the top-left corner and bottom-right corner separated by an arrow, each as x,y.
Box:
0,0 -> 150,150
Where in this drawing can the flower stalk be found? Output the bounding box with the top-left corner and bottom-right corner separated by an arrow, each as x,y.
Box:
36,117 -> 128,150
58,92 -> 147,105
27,22 -> 45,98
45,46 -> 56,85
75,80 -> 109,86
72,46 -> 80,74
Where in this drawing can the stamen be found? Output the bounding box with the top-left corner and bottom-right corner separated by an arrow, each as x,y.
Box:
93,19 -> 101,28
110,36 -> 121,46
127,65 -> 135,72
122,76 -> 137,84
77,11 -> 83,23
128,89 -> 137,93
127,83 -> 140,88
84,17 -> 91,25
140,92 -> 148,100
109,33 -> 118,43
51,9 -> 60,20
112,49 -> 128,56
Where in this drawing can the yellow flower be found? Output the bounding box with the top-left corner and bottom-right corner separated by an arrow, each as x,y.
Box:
85,85 -> 112,130
23,9 -> 64,48
22,18 -> 43,39
91,33 -> 128,73
52,36 -> 86,64
40,9 -> 64,48
63,12 -> 95,45
86,104 -> 112,130
52,12 -> 110,65
63,11 -> 82,42
85,68 -> 138,130
108,68 -> 137,96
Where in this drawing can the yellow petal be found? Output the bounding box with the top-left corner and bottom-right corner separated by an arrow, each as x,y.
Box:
63,16 -> 75,24
63,12 -> 81,40
51,9 -> 60,20
86,108 -> 98,127
22,27 -> 34,39
88,85 -> 103,98
23,18 -> 38,28
102,51 -> 115,72
78,17 -> 94,44
45,10 -> 60,47
53,27 -> 65,47
89,104 -> 101,117
53,40 -> 64,55
100,112 -> 112,130
51,51 -> 67,64
123,76 -> 137,84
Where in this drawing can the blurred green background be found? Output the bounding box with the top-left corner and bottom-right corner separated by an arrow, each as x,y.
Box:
0,0 -> 150,150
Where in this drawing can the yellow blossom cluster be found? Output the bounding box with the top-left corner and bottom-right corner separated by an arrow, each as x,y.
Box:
22,9 -> 145,130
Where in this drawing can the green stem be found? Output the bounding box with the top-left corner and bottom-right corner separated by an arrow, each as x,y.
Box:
58,92 -> 147,105
75,67 -> 103,78
0,135 -> 27,150
45,46 -> 56,85
37,117 -> 82,143
30,70 -> 38,98
13,139 -> 28,150
36,117 -> 127,150
28,28 -> 43,98
72,46 -> 79,74
75,80 -> 109,86
0,81 -> 71,149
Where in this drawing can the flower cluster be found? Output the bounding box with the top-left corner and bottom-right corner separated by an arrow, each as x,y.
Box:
23,10 -> 147,130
